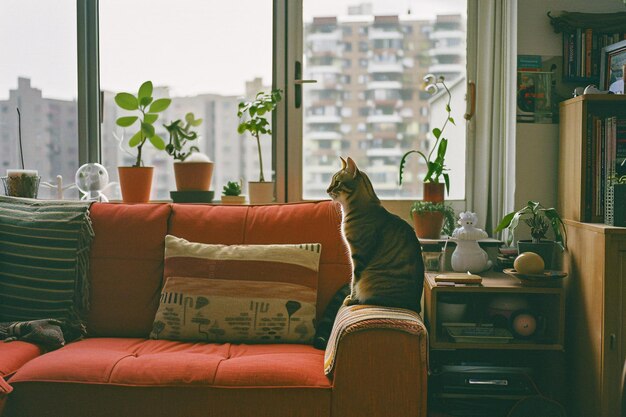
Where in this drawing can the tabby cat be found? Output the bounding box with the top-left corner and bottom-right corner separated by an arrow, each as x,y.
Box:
327,157 -> 424,312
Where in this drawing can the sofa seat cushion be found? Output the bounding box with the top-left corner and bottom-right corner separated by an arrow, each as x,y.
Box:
10,338 -> 331,388
0,342 -> 42,378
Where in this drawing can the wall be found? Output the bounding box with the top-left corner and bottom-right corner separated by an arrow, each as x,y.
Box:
515,0 -> 626,216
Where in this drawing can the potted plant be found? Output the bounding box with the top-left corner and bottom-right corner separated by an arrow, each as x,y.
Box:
115,80 -> 171,203
221,180 -> 245,205
163,112 -> 213,192
237,89 -> 282,204
410,201 -> 456,239
495,200 -> 567,269
399,74 -> 455,203
1,108 -> 40,198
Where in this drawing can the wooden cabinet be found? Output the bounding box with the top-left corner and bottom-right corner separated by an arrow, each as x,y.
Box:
559,95 -> 626,417
563,221 -> 626,417
424,272 -> 565,351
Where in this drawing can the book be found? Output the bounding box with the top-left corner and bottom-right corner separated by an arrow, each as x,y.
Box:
585,28 -> 593,78
435,272 -> 482,284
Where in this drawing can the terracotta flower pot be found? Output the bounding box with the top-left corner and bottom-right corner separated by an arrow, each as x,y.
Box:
248,181 -> 274,204
412,211 -> 445,239
173,162 -> 214,191
423,182 -> 445,203
118,166 -> 153,203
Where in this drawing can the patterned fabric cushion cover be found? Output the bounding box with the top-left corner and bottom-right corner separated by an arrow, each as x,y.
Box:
151,236 -> 322,344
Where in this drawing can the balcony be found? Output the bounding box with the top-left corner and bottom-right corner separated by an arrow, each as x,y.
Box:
429,30 -> 465,41
369,28 -> 403,40
368,62 -> 404,74
367,80 -> 403,91
428,46 -> 466,58
306,65 -> 341,74
366,147 -> 403,157
305,114 -> 342,124
305,131 -> 342,141
307,30 -> 342,42
366,113 -> 403,124
427,63 -> 465,75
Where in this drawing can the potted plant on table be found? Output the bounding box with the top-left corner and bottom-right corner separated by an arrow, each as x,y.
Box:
115,80 -> 171,203
398,74 -> 456,238
1,108 -> 40,198
163,112 -> 213,192
237,89 -> 282,204
494,200 -> 567,269
221,180 -> 245,205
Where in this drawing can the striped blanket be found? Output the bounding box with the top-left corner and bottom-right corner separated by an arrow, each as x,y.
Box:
323,304 -> 428,376
0,196 -> 94,325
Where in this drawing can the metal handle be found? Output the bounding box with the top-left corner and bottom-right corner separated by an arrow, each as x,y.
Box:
464,81 -> 475,121
468,379 -> 508,386
610,333 -> 616,350
294,61 -> 317,108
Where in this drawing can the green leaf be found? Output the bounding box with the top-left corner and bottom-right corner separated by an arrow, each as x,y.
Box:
139,96 -> 153,108
144,114 -> 158,124
443,173 -> 450,194
445,104 -> 451,112
237,124 -> 246,134
437,138 -> 448,159
190,118 -> 203,126
398,150 -> 429,185
149,134 -> 165,150
149,98 -> 171,113
141,122 -> 155,138
128,130 -> 143,147
449,117 -> 456,125
494,211 -> 515,233
115,93 -> 138,111
185,112 -> 195,123
432,127 -> 441,139
138,81 -> 153,101
116,116 -> 138,127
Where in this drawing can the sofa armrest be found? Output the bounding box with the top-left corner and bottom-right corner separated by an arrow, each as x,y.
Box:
0,377 -> 13,416
326,305 -> 429,417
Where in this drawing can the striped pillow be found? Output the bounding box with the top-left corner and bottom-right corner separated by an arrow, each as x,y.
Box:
0,196 -> 94,322
154,236 -> 323,343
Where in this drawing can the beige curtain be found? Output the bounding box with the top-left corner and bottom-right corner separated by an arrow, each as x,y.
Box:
467,0 -> 517,236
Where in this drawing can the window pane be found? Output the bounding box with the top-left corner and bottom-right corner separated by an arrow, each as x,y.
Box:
0,1 -> 78,199
100,1 -> 272,201
303,1 -> 467,200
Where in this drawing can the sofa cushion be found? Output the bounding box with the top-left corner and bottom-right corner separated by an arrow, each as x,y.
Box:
87,203 -> 171,337
150,277 -> 317,344
169,201 -> 353,321
0,341 -> 43,378
10,338 -> 330,388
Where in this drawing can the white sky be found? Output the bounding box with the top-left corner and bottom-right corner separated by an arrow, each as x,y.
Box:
0,0 -> 465,100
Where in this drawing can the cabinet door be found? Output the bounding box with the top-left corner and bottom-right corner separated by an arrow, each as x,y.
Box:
603,235 -> 626,417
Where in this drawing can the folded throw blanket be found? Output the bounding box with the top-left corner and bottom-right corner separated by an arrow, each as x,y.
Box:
0,196 -> 94,328
0,319 -> 72,350
323,304 -> 427,376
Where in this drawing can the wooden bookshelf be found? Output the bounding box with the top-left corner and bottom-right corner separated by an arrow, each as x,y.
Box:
558,94 -> 626,223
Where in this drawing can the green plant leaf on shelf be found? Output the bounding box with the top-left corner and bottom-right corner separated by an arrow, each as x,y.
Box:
138,81 -> 153,102
143,114 -> 158,124
141,122 -> 155,138
128,130 -> 143,147
116,116 -> 138,127
149,98 -> 172,113
139,96 -> 153,107
149,134 -> 165,150
432,128 -> 442,139
115,93 -> 139,111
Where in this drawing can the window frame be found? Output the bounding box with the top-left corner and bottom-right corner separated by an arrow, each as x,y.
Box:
77,0 -> 475,217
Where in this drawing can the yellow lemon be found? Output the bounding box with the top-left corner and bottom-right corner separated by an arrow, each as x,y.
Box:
514,252 -> 545,275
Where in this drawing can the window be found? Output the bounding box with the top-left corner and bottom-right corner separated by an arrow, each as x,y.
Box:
0,1 -> 78,199
100,0 -> 272,200
301,1 -> 467,200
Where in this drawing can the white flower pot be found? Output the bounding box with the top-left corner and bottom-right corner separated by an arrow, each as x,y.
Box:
248,181 -> 274,204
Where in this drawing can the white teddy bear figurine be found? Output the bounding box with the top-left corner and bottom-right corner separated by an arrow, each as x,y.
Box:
450,211 -> 492,273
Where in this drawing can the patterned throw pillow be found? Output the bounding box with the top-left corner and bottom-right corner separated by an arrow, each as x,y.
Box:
150,236 -> 322,344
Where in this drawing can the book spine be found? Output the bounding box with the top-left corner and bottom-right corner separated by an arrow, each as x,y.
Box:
568,32 -> 575,79
585,112 -> 593,221
617,118 -> 626,176
576,28 -> 582,79
585,28 -> 592,78
580,30 -> 585,78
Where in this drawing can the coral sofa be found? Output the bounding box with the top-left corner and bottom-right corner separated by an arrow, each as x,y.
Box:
0,201 -> 428,417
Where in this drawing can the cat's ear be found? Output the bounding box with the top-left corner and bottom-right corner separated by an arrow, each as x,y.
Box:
346,157 -> 358,178
340,156 -> 347,170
